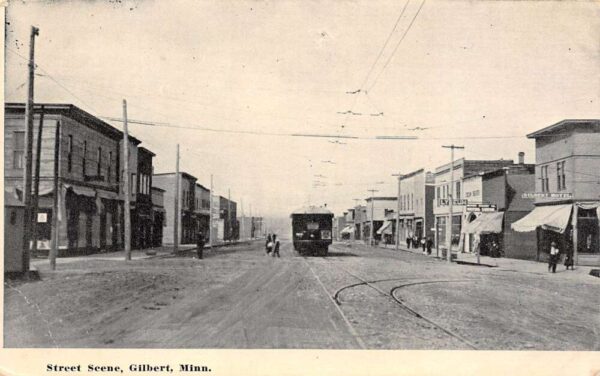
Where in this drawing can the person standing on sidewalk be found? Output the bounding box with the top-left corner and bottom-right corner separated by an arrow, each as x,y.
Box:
272,234 -> 281,258
548,241 -> 560,273
564,243 -> 574,270
421,237 -> 426,253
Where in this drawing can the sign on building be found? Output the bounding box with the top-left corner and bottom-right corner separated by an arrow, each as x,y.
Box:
466,203 -> 497,212
521,192 -> 573,199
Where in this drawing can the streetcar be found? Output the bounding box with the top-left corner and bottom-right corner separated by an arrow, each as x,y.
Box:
290,206 -> 334,256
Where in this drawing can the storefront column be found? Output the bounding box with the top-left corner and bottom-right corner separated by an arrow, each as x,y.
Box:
573,204 -> 578,266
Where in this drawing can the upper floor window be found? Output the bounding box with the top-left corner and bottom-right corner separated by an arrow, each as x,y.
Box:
557,161 -> 566,191
67,135 -> 73,172
13,131 -> 25,169
83,141 -> 87,177
456,182 -> 461,200
541,165 -> 549,192
97,147 -> 102,176
107,151 -> 112,183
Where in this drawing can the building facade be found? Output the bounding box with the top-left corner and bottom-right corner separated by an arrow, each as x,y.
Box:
397,169 -> 435,247
150,187 -> 165,247
194,183 -> 211,241
4,103 -> 130,256
131,146 -> 155,249
512,120 -> 600,266
153,172 -> 198,245
364,197 -> 397,244
433,158 -> 514,256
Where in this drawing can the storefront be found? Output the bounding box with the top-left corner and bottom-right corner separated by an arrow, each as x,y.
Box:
461,211 -> 504,257
512,203 -> 600,266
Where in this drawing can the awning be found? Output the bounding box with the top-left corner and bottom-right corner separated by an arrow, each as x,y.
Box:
511,204 -> 573,234
377,221 -> 393,235
340,225 -> 355,235
96,190 -> 120,200
463,211 -> 504,234
64,184 -> 97,198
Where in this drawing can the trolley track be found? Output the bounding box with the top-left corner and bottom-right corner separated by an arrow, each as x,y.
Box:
302,252 -> 479,349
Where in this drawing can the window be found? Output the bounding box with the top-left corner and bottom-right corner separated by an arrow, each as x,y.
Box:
436,187 -> 441,201
13,131 -> 25,169
557,161 -> 566,190
541,165 -> 549,192
97,147 -> 102,176
67,135 -> 73,172
456,182 -> 461,200
130,173 -> 137,195
83,141 -> 87,176
107,151 -> 112,183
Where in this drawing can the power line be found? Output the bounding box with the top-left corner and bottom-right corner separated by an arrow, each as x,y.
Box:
367,0 -> 427,93
356,0 -> 411,91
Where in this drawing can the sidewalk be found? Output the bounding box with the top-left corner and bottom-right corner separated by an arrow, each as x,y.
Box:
30,239 -> 260,268
373,241 -> 597,279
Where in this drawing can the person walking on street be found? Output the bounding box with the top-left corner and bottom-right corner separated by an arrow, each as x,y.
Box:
265,234 -> 273,255
413,235 -> 419,249
549,241 -> 560,273
421,237 -> 426,253
564,244 -> 574,270
272,234 -> 281,258
426,237 -> 433,255
196,231 -> 205,259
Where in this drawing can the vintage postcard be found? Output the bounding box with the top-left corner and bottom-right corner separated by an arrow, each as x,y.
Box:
2,0 -> 599,375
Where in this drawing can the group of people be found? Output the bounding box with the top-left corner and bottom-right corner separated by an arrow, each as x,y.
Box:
406,234 -> 433,255
265,234 -> 281,257
548,241 -> 574,273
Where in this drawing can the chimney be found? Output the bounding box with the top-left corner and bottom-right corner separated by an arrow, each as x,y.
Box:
518,152 -> 525,165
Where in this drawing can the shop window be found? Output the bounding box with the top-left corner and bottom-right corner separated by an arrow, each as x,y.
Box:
13,131 -> 25,169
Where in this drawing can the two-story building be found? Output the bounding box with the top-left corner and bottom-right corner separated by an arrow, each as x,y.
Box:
433,158 -> 514,256
5,103 -> 129,256
150,186 -> 165,247
353,205 -> 367,240
364,197 -> 397,244
512,120 -> 600,266
194,183 -> 211,242
131,146 -> 155,249
460,154 -> 537,259
153,172 -> 198,245
396,169 -> 435,247
219,195 -> 238,242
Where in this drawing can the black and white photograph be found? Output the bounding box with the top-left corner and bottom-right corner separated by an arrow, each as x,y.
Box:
2,0 -> 600,374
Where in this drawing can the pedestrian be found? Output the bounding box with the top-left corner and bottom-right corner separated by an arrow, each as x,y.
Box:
548,241 -> 560,273
272,234 -> 280,258
426,237 -> 433,255
413,235 -> 419,249
265,234 -> 273,255
196,231 -> 205,259
421,237 -> 426,253
564,245 -> 574,270
406,232 -> 412,248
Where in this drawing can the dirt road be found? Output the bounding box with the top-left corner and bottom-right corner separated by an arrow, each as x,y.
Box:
4,240 -> 599,349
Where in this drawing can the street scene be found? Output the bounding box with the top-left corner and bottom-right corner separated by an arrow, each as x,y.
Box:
3,0 -> 600,360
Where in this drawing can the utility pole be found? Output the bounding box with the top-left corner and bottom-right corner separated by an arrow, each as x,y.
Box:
31,107 -> 45,259
240,198 -> 245,241
392,172 -> 402,251
352,198 -> 361,242
442,144 -> 464,262
173,144 -> 180,253
368,189 -> 379,246
123,100 -> 131,261
209,174 -> 214,247
21,25 -> 40,273
228,188 -> 231,242
49,121 -> 60,270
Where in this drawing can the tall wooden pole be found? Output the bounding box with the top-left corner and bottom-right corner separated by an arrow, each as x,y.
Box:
443,144 -> 464,263
21,26 -> 40,273
31,107 -> 45,258
393,173 -> 402,251
209,174 -> 214,246
368,189 -> 379,246
123,100 -> 131,261
49,121 -> 61,270
227,189 -> 231,242
174,144 -> 180,253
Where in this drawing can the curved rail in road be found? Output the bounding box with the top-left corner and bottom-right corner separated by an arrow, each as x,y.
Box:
314,253 -> 479,350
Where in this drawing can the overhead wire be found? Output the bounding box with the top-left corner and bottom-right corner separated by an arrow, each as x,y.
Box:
366,0 -> 427,93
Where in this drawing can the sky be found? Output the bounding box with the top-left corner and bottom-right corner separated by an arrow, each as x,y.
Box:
5,0 -> 600,217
